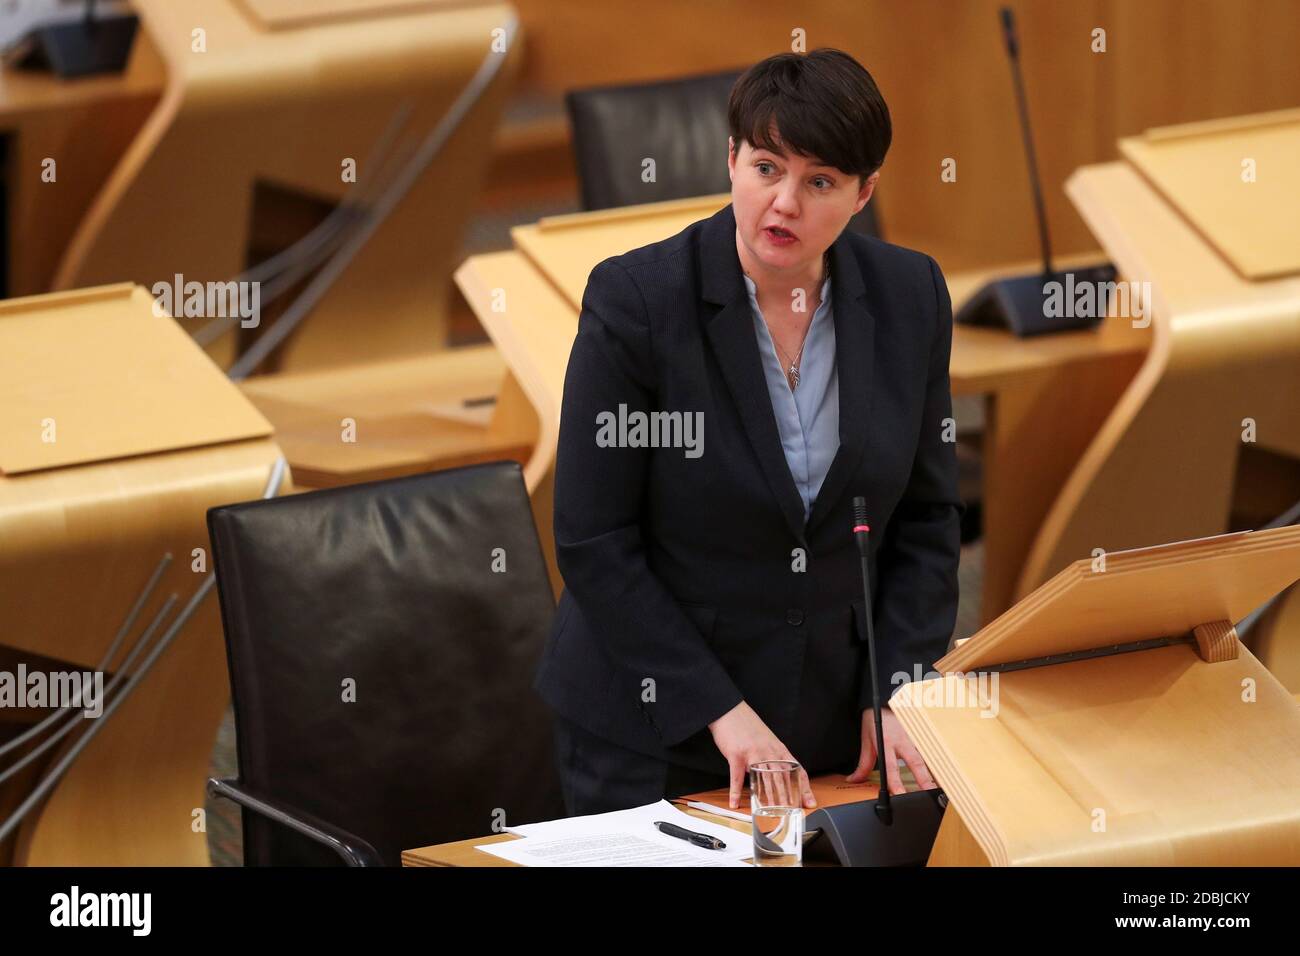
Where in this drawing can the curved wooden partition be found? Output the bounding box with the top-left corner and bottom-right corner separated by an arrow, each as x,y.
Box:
52,0 -> 523,371
1015,159 -> 1300,603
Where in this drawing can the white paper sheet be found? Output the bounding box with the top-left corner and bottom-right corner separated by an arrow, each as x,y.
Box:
476,800 -> 753,867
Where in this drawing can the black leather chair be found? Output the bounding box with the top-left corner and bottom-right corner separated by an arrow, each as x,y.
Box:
205,461 -> 564,865
565,69 -> 882,239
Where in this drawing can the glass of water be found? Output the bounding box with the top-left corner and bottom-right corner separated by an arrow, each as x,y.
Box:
749,759 -> 805,866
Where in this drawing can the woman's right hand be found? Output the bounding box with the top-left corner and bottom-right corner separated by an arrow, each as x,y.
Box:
707,701 -> 817,811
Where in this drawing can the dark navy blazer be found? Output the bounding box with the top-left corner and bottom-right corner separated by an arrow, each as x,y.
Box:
534,201 -> 963,776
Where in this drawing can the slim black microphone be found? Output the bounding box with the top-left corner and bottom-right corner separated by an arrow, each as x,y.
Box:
799,498 -> 948,865
999,6 -> 1052,278
998,5 -> 1018,56
952,7 -> 1119,337
853,496 -> 892,822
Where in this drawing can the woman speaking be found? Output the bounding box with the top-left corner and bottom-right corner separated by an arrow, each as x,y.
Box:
534,48 -> 963,816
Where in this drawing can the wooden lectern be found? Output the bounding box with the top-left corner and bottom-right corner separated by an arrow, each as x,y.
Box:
890,524 -> 1300,866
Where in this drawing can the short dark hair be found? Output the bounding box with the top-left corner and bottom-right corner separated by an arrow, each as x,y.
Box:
728,48 -> 891,184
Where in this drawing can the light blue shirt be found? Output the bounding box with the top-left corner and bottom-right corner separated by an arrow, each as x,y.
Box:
743,270 -> 840,523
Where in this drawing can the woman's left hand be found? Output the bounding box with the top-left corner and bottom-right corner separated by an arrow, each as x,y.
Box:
845,706 -> 938,795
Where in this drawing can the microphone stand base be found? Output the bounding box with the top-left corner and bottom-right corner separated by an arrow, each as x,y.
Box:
9,15 -> 139,79
805,788 -> 948,867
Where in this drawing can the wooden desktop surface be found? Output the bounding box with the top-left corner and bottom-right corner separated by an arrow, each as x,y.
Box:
1118,107 -> 1300,281
403,767 -> 916,867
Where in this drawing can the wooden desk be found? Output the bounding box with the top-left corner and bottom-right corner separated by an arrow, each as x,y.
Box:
403,766 -> 921,867
947,266 -> 1150,622
0,284 -> 285,865
402,803 -> 755,867
1014,152 -> 1300,608
48,0 -> 522,372
456,195 -> 1149,617
237,344 -> 536,489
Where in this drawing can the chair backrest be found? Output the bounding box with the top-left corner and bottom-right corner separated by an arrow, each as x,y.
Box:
565,69 -> 882,238
207,461 -> 563,865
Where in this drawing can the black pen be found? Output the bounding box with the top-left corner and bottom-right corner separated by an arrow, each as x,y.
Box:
653,821 -> 726,850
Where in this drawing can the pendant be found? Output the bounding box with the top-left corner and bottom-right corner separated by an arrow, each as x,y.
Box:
788,364 -> 800,390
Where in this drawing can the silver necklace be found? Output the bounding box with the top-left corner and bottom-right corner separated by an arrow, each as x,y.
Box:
768,250 -> 830,391
773,328 -> 810,390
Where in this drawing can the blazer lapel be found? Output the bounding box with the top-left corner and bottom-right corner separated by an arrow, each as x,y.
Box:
699,204 -> 876,542
806,228 -> 874,534
700,204 -> 808,544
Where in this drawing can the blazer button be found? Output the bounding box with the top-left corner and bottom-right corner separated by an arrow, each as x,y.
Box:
786,609 -> 804,626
